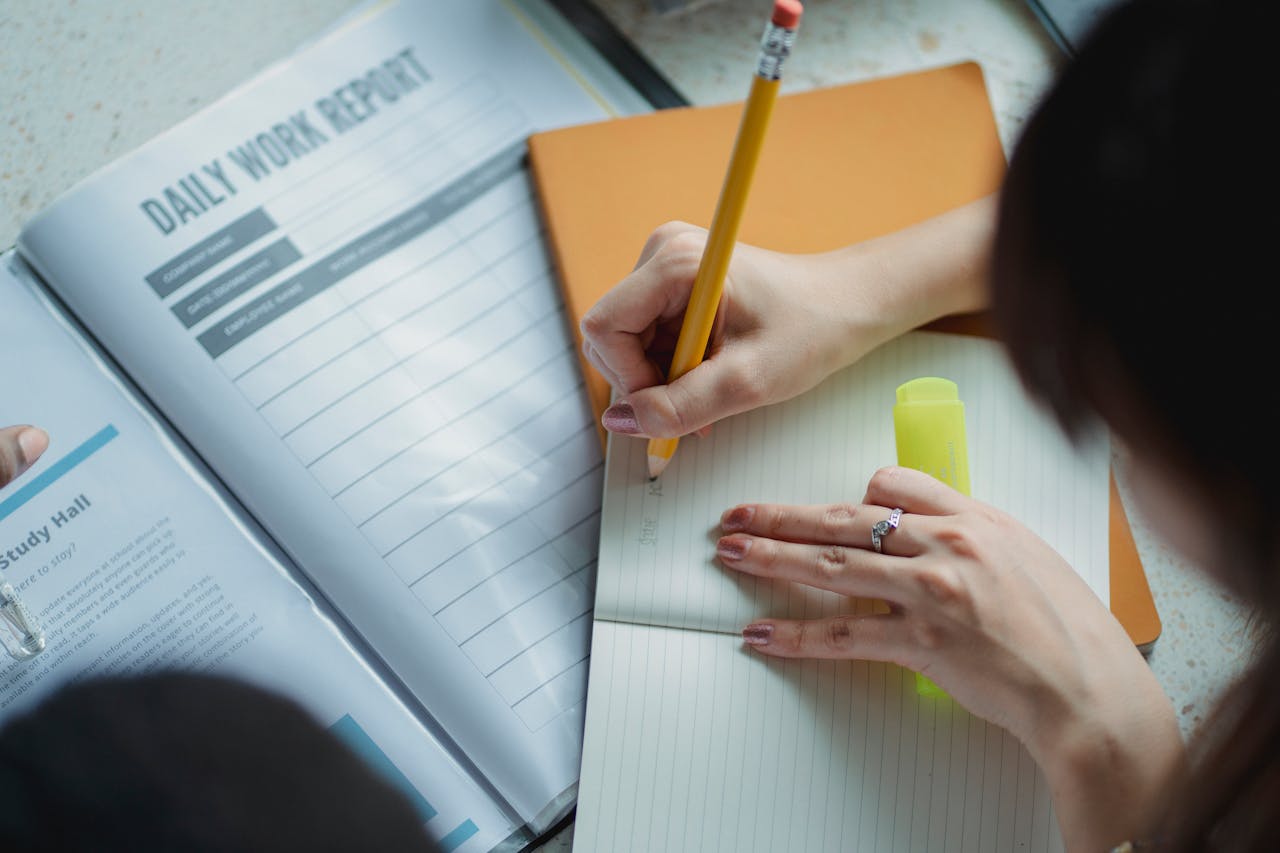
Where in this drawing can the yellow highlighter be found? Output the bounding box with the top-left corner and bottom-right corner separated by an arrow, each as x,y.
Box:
893,377 -> 970,698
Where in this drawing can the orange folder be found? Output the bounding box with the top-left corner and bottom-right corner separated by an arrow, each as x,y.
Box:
528,62 -> 1160,651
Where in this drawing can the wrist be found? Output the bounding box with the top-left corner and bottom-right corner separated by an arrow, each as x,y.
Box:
828,244 -> 921,361
819,195 -> 997,370
1029,675 -> 1184,851
816,239 -> 973,369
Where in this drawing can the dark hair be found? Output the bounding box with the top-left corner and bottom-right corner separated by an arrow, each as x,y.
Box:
992,0 -> 1280,848
0,674 -> 439,852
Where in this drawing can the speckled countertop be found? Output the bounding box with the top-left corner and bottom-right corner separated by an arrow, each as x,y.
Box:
0,2 -> 1252,851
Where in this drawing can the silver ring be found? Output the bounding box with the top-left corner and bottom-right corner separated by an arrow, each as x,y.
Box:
871,507 -> 903,553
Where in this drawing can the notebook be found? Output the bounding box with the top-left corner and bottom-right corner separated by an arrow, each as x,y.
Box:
579,329 -> 1106,851
527,61 -> 1159,651
526,63 -> 1157,850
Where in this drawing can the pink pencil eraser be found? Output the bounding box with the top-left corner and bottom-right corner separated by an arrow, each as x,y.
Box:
772,0 -> 803,28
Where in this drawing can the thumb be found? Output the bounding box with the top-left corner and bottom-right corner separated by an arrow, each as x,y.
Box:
603,357 -> 760,439
0,426 -> 49,489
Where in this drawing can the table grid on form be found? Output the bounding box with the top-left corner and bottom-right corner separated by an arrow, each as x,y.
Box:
145,80 -> 602,732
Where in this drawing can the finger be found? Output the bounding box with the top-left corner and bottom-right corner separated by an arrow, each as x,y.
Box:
0,426 -> 49,489
719,502 -> 930,557
862,466 -> 968,517
632,221 -> 705,271
582,341 -> 623,390
740,614 -> 908,661
580,238 -> 704,393
622,352 -> 760,439
717,533 -> 916,603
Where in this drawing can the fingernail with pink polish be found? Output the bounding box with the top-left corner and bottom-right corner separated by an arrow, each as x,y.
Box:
720,505 -> 753,532
602,401 -> 640,435
742,623 -> 773,646
717,537 -> 750,561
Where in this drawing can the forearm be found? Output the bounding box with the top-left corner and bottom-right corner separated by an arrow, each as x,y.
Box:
817,194 -> 996,367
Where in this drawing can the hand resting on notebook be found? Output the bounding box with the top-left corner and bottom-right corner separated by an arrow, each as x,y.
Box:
714,466 -> 1181,853
0,425 -> 48,490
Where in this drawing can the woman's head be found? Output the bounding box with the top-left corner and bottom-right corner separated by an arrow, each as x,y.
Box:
994,2 -> 1280,846
992,0 -> 1279,597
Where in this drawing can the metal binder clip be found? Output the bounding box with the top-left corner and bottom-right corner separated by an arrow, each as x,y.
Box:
0,575 -> 46,661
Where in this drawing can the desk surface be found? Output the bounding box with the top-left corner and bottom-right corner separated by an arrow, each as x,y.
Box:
0,2 -> 1253,850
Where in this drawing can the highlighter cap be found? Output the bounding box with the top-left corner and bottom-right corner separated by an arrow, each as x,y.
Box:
895,376 -> 959,405
892,376 -> 970,497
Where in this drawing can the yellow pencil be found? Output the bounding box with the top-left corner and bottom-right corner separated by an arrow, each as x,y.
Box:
647,0 -> 804,480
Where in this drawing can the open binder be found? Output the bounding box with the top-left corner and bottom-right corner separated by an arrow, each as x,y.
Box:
0,2 -> 686,850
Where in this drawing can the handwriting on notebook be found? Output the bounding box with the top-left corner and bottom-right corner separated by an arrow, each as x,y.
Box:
638,516 -> 659,547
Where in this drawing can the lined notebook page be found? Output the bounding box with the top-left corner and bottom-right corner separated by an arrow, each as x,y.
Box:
594,331 -> 1110,634
576,621 -> 1065,853
575,331 -> 1107,852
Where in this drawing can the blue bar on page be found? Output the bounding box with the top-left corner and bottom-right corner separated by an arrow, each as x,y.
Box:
0,425 -> 119,523
438,819 -> 480,852
329,713 -> 438,823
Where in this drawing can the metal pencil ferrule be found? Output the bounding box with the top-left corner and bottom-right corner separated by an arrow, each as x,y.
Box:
756,21 -> 797,81
0,581 -> 46,662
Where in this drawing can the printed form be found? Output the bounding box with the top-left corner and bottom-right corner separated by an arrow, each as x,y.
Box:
19,0 -> 635,827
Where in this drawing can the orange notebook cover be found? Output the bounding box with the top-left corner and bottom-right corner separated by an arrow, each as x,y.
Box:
528,62 -> 1160,650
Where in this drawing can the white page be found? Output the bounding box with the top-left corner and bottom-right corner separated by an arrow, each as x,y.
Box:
575,331 -> 1108,851
575,621 -> 1064,853
596,331 -> 1110,634
0,255 -> 514,853
17,0 -> 631,826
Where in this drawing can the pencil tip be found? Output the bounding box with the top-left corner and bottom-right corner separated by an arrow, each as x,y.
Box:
647,454 -> 671,480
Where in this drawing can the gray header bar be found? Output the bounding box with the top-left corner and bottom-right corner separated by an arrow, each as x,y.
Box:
145,209 -> 276,297
171,238 -> 302,329
197,142 -> 526,359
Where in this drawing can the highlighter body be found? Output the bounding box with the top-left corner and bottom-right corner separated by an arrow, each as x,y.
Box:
892,377 -> 970,698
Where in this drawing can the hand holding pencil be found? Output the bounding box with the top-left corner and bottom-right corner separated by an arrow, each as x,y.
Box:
582,2 -> 994,476
583,0 -> 805,479
585,227 -> 864,438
